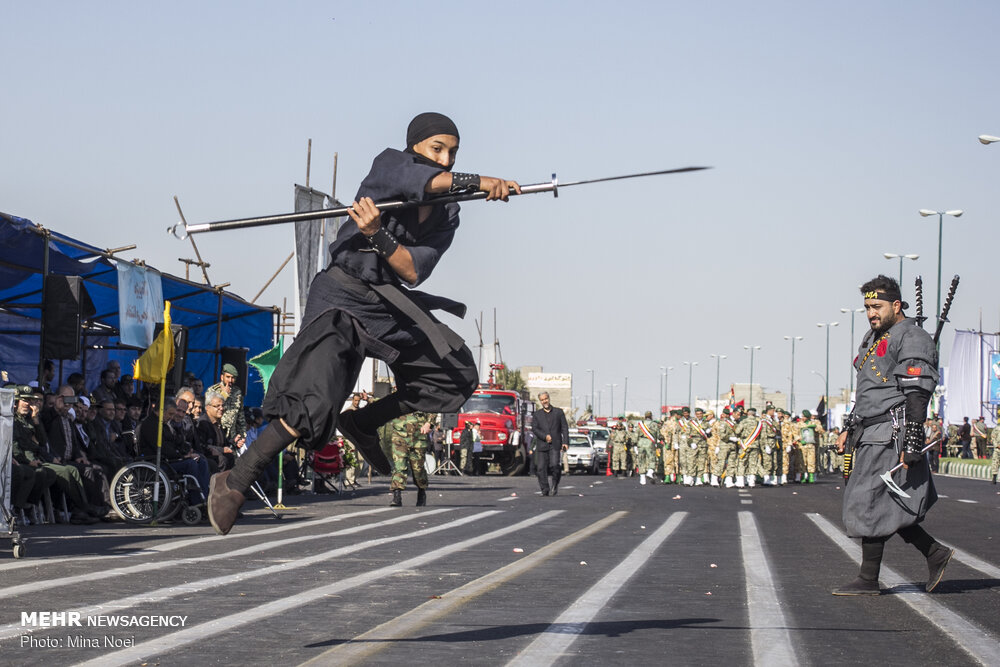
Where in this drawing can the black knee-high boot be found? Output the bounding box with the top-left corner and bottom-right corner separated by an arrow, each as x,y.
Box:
227,421 -> 297,495
833,536 -> 886,595
859,536 -> 888,581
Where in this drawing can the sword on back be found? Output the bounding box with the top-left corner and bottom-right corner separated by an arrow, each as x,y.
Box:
933,275 -> 960,345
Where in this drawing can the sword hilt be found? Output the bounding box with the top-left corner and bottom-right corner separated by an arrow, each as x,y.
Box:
914,275 -> 927,328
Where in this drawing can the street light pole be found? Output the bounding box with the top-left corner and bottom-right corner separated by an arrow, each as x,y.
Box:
623,376 -> 628,417
743,345 -> 760,409
683,361 -> 698,408
918,209 -> 963,319
783,336 -> 803,414
606,383 -> 617,418
663,366 -> 673,413
587,368 -> 595,416
710,354 -> 726,413
882,252 -> 919,287
816,322 -> 840,428
839,307 -> 864,399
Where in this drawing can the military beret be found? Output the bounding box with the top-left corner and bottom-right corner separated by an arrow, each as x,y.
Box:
222,363 -> 239,378
801,409 -> 811,418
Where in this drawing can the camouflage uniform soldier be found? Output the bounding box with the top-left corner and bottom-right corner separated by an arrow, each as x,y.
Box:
676,407 -> 696,485
706,409 -> 721,486
635,411 -> 658,485
758,404 -> 780,486
207,363 -> 247,445
691,408 -> 711,485
798,409 -> 826,483
990,424 -> 999,484
380,412 -> 432,507
713,407 -> 739,487
626,421 -> 638,474
827,427 -> 844,472
608,421 -> 629,478
779,409 -> 797,484
734,406 -> 761,488
660,412 -> 679,483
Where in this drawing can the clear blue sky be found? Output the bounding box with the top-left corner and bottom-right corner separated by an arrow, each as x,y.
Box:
3,1 -> 998,414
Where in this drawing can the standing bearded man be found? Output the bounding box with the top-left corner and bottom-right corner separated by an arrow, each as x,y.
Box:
532,392 -> 569,496
834,275 -> 953,595
208,112 -> 520,534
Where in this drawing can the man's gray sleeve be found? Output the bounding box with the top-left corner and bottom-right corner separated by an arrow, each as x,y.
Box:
893,325 -> 939,394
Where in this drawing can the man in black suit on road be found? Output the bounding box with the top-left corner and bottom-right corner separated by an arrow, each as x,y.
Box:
532,392 -> 569,496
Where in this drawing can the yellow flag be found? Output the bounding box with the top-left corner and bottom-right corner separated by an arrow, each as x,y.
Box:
133,301 -> 174,383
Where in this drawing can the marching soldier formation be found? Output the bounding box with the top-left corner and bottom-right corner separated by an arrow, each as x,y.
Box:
599,402 -> 839,489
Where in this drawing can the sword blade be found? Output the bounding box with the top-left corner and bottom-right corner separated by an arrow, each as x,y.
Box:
557,166 -> 711,189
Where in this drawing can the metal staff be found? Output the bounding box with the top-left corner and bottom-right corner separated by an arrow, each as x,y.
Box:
167,166 -> 711,239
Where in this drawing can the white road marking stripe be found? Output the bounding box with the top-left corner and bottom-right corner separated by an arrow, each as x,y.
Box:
506,512 -> 687,667
0,509 -> 469,642
741,499 -> 753,504
956,499 -> 978,504
807,513 -> 1000,666
739,512 -> 799,666
0,508 -> 450,601
0,505 -> 396,573
309,511 -> 630,665
73,510 -> 564,667
498,496 -> 518,502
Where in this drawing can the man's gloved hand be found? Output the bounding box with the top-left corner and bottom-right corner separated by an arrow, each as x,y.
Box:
902,421 -> 925,467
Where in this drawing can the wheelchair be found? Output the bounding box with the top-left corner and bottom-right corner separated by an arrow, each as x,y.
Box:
110,460 -> 205,525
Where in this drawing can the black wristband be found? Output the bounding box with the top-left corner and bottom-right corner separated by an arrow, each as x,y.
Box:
449,172 -> 480,193
366,226 -> 399,257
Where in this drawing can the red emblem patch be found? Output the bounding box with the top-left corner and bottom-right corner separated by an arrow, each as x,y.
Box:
907,366 -> 922,376
876,340 -> 888,357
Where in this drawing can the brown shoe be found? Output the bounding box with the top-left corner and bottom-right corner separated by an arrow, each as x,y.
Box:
832,577 -> 881,596
926,546 -> 955,592
208,471 -> 245,536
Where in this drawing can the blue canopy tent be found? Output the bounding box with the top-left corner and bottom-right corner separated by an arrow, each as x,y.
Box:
0,212 -> 277,406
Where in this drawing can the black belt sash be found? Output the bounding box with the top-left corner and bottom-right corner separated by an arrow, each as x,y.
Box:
328,265 -> 465,359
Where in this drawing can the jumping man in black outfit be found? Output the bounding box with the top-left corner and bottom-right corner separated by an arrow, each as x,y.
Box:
208,113 -> 520,534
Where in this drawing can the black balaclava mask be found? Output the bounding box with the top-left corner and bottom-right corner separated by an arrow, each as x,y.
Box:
405,112 -> 459,171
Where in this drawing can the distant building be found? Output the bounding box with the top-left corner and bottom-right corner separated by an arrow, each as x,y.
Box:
522,366 -> 572,412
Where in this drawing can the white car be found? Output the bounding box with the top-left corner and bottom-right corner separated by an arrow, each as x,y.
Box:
565,432 -> 598,474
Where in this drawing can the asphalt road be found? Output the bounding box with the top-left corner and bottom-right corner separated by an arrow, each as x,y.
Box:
1,470 -> 998,666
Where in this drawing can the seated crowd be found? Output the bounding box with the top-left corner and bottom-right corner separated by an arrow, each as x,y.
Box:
5,360 -> 289,526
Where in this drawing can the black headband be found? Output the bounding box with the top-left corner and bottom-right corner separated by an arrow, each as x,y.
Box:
863,289 -> 901,303
863,289 -> 909,310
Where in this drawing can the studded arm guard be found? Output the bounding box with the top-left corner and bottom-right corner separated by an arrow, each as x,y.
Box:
449,172 -> 480,193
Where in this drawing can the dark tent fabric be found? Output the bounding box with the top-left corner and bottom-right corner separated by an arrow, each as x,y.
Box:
0,212 -> 276,406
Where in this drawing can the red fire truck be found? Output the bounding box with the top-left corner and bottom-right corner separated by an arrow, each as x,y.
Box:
447,366 -> 532,475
